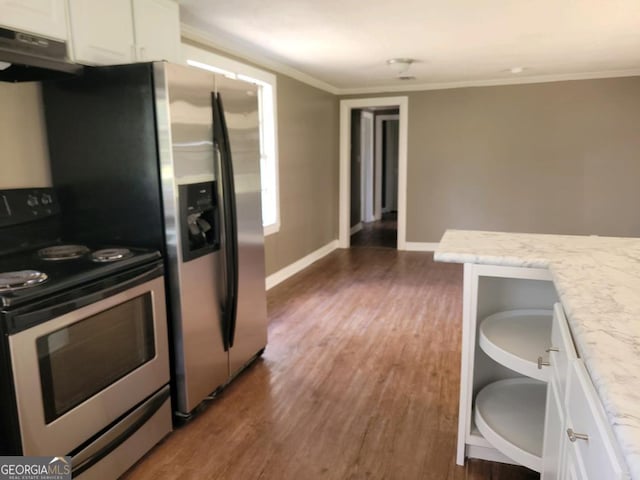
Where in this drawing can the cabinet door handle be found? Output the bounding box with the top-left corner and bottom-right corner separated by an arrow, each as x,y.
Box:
537,356 -> 550,369
567,428 -> 589,442
546,347 -> 559,353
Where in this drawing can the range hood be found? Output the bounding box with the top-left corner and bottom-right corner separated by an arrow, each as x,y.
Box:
0,26 -> 82,82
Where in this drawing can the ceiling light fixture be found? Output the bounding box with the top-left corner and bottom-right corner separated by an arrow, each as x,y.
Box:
510,66 -> 525,74
387,58 -> 415,77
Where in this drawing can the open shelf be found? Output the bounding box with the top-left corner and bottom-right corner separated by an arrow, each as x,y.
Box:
474,378 -> 546,472
479,309 -> 552,381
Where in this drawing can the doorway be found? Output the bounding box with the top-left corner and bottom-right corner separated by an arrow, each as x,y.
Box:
339,97 -> 408,249
349,108 -> 400,248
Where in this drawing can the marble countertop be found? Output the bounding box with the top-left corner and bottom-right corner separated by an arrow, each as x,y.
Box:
435,230 -> 640,479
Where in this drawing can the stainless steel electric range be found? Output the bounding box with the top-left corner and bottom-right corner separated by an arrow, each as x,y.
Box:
0,188 -> 172,479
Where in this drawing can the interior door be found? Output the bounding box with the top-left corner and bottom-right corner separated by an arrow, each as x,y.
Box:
384,119 -> 399,212
361,111 -> 374,223
215,74 -> 268,377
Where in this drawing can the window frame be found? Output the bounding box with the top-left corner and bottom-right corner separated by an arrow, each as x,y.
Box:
181,43 -> 281,236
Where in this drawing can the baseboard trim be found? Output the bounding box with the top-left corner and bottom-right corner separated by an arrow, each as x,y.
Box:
403,242 -> 440,252
350,223 -> 363,235
266,240 -> 340,290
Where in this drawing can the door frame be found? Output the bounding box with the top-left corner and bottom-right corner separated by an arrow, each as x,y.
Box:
360,111 -> 375,224
375,113 -> 400,219
339,96 -> 408,249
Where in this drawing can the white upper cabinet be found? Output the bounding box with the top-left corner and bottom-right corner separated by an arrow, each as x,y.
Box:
132,0 -> 181,63
67,0 -> 180,66
67,0 -> 135,65
0,0 -> 68,40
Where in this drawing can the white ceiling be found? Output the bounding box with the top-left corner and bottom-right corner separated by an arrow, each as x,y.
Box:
179,0 -> 640,93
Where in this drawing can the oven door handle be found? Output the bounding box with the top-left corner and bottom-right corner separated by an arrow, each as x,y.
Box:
70,385 -> 170,477
6,263 -> 164,334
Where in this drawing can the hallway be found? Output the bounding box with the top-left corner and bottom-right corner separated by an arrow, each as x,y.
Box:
350,212 -> 398,249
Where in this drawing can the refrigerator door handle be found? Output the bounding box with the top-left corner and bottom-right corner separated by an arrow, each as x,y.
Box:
216,92 -> 240,348
214,142 -> 230,351
212,92 -> 239,350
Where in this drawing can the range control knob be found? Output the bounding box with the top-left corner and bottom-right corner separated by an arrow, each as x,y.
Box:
27,195 -> 39,207
41,193 -> 52,205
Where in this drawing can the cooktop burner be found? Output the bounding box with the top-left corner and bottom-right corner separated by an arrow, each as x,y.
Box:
38,244 -> 91,261
91,248 -> 133,263
0,270 -> 48,292
0,189 -> 162,311
0,246 -> 161,309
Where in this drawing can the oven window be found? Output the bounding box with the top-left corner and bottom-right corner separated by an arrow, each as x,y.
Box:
36,293 -> 155,424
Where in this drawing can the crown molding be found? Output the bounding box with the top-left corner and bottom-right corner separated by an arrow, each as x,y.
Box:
181,24 -> 640,97
337,68 -> 640,95
181,24 -> 339,95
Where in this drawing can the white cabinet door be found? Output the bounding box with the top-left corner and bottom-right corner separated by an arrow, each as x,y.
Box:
549,303 -> 577,400
541,379 -> 564,479
67,0 -> 135,65
542,304 -> 630,480
564,361 -> 629,480
132,0 -> 180,62
0,0 -> 67,40
542,303 -> 576,479
562,436 -> 589,480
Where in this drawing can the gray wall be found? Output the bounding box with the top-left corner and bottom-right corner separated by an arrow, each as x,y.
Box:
344,76 -> 640,241
263,74 -> 339,275
0,83 -> 51,188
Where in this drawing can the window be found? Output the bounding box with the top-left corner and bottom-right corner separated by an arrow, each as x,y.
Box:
182,44 -> 280,235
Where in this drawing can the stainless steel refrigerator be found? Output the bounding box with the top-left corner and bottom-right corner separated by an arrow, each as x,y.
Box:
43,62 -> 268,418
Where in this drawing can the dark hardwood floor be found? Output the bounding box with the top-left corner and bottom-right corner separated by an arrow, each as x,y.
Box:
122,248 -> 538,480
351,212 -> 397,249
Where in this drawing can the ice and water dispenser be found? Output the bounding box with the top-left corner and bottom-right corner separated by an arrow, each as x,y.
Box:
178,181 -> 220,261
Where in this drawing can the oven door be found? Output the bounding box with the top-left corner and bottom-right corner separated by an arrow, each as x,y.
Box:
8,269 -> 169,457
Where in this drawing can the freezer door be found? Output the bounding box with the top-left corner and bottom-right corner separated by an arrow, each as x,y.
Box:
215,75 -> 268,376
159,63 -> 229,414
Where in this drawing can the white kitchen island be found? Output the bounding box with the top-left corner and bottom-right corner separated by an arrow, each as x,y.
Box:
435,230 -> 640,479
